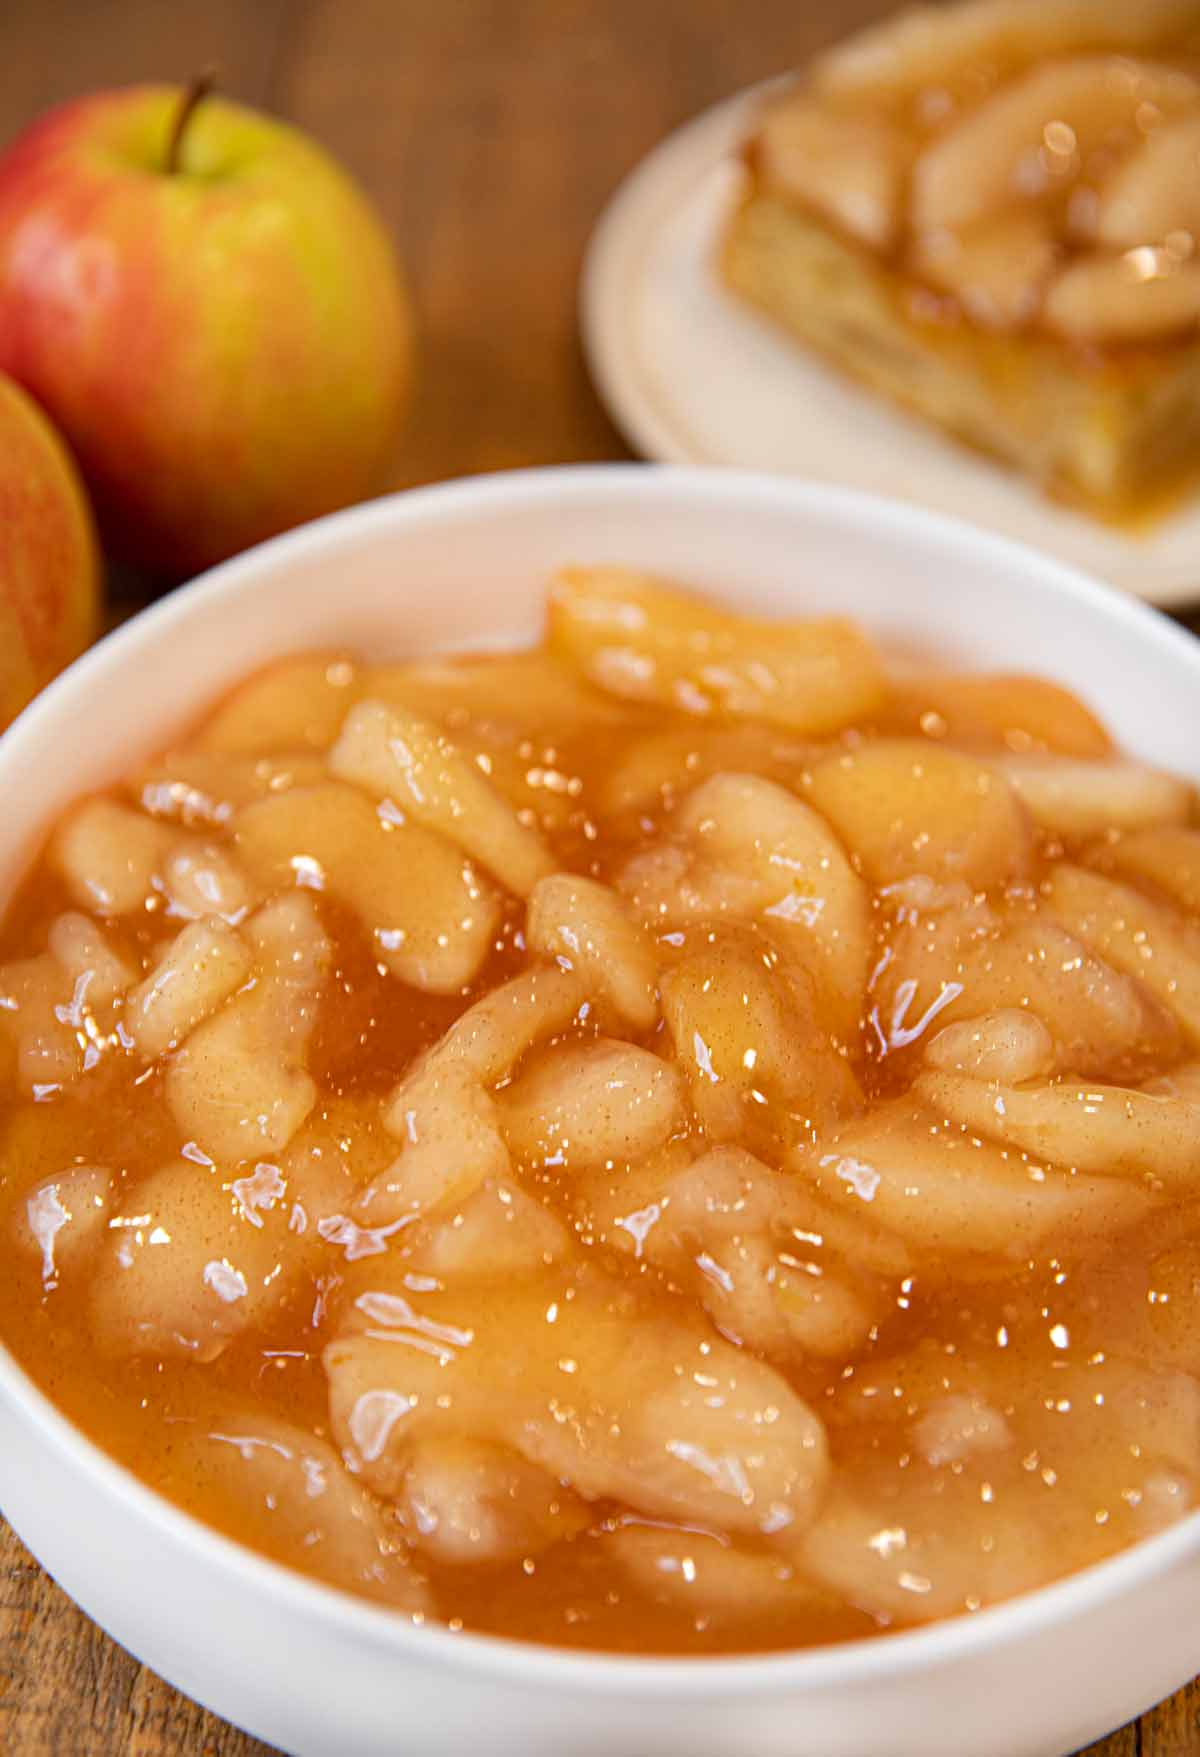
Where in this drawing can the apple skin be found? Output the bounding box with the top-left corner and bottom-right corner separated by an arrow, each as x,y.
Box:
0,372 -> 99,726
0,86 -> 414,579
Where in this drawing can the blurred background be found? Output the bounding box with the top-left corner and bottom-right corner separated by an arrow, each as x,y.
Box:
1,0 -> 886,504
1,3 -> 1197,1754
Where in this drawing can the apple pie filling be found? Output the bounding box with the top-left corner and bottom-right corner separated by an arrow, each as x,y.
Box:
1,570 -> 1199,1654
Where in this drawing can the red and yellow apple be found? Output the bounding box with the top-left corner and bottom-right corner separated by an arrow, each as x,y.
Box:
0,84 -> 413,579
0,372 -> 99,726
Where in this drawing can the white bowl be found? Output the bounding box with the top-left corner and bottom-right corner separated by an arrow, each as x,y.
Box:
2,466 -> 1199,1757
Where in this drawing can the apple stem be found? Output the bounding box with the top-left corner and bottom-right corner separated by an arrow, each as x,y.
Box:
165,69 -> 217,175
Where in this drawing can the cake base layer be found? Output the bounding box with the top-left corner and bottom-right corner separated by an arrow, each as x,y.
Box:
721,190 -> 1200,521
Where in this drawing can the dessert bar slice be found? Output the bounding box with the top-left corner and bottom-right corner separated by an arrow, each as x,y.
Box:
722,0 -> 1200,518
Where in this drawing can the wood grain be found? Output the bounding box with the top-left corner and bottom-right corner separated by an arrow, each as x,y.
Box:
0,2 -> 1198,1753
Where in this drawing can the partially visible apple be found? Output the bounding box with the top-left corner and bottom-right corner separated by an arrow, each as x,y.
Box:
0,372 -> 99,726
0,82 -> 413,579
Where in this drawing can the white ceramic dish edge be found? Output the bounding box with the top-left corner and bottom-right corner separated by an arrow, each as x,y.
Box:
1,465 -> 1199,1757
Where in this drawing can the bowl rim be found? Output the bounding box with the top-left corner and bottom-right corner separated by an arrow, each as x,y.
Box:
3,460 -> 1200,1696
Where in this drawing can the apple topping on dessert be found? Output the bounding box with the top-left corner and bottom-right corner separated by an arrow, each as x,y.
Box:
813,1 -> 1200,105
748,1 -> 1200,344
909,57 -> 1199,236
1094,111 -> 1200,245
908,207 -> 1061,328
754,102 -> 911,251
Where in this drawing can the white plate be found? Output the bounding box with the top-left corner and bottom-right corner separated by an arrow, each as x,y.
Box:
581,85 -> 1200,610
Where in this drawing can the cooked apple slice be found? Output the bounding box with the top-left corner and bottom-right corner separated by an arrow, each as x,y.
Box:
548,567 -> 886,734
46,911 -> 135,1004
1043,864 -> 1200,1045
910,206 -> 1059,328
0,956 -> 80,1091
327,1261 -> 830,1538
401,1179 -> 571,1280
619,772 -> 870,1043
0,915 -> 134,1093
388,964 -> 588,1098
364,1059 -> 509,1227
366,650 -> 626,737
1093,825 -> 1200,913
164,1000 -> 318,1164
864,889 -> 996,1063
661,936 -> 863,1155
801,1482 -> 1057,1624
164,894 -> 330,1162
609,1522 -> 833,1617
329,699 -> 555,898
91,1102 -> 369,1362
924,1008 -> 1056,1082
198,652 -> 363,755
164,1409 -> 427,1610
53,798 -> 172,916
94,1155 -> 296,1361
980,915 -> 1180,1077
236,782 -> 500,995
357,967 -> 587,1225
884,670 -> 1111,756
454,739 -> 590,841
917,1069 -> 1199,1186
797,1097 -> 1155,1261
777,1180 -> 916,1281
1096,112 -> 1200,247
12,1164 -> 113,1288
755,94 -> 911,249
125,918 -> 252,1061
568,1136 -> 701,1256
526,874 -> 659,1031
656,1147 -> 882,1363
57,806 -> 254,924
398,1435 -> 589,1565
814,0 -> 1200,101
911,57 -> 1199,235
988,754 -> 1192,837
910,1393 -> 1014,1469
574,1134 -> 917,1286
600,722 -> 815,820
499,1037 -> 685,1174
1043,249 -> 1200,342
803,738 -> 1031,889
806,1349 -> 1200,1620
160,838 -> 253,923
134,749 -> 331,827
831,1344 -> 1200,1466
870,891 -> 1179,1080
355,653 -> 616,840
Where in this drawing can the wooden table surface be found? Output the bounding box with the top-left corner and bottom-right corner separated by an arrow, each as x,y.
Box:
1,2 -> 1198,1753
